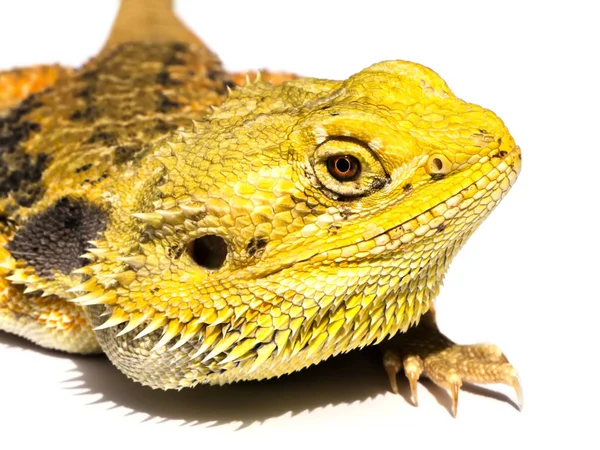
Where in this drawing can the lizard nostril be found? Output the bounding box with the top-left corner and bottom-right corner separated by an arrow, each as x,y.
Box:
426,154 -> 452,178
188,235 -> 228,270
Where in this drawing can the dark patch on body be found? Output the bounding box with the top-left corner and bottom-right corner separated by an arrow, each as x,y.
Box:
318,105 -> 340,116
369,176 -> 389,191
170,42 -> 189,53
403,183 -> 413,193
84,173 -> 109,186
208,66 -> 235,94
156,42 -> 195,87
70,105 -> 101,122
69,42 -> 195,166
156,92 -> 181,113
156,71 -> 183,87
436,223 -> 447,233
85,130 -> 118,146
7,197 -> 107,278
168,245 -> 185,259
339,208 -> 351,220
153,119 -> 178,134
165,53 -> 186,65
156,44 -> 188,86
430,173 -> 446,181
164,43 -> 188,65
328,223 -> 342,236
75,86 -> 95,99
0,93 -> 49,208
222,79 -> 236,91
492,150 -> 508,159
246,237 -> 268,257
113,144 -> 144,165
75,163 -> 92,174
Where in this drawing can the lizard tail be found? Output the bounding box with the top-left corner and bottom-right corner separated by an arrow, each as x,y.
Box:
101,0 -> 204,52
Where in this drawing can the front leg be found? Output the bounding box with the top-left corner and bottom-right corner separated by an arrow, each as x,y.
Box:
381,307 -> 522,416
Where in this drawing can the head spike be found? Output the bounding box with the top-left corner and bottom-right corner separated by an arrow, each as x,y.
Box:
116,311 -> 153,337
135,315 -> 167,339
72,266 -> 94,275
248,342 -> 277,372
155,207 -> 185,225
179,202 -> 206,219
201,332 -> 240,363
306,332 -> 328,358
95,308 -> 128,330
0,257 -> 16,271
117,255 -> 146,270
218,339 -> 256,365
211,307 -> 234,326
72,290 -> 116,306
86,248 -> 119,261
169,321 -> 203,351
190,326 -> 221,359
274,329 -> 291,355
131,212 -> 164,228
6,269 -> 29,284
66,278 -> 98,293
151,320 -> 184,352
112,270 -> 136,287
23,285 -> 41,295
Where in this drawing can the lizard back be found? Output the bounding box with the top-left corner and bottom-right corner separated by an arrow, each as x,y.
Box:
0,0 -> 231,290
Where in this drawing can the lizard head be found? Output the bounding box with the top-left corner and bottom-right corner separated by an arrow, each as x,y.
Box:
80,61 -> 521,387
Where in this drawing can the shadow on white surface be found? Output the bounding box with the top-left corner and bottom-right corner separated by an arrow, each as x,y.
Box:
0,330 -> 517,428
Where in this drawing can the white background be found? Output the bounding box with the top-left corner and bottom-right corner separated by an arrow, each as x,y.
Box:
0,0 -> 598,448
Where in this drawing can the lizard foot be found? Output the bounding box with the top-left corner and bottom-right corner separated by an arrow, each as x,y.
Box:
381,308 -> 522,417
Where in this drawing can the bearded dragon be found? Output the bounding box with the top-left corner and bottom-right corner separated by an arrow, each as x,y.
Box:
0,0 -> 521,416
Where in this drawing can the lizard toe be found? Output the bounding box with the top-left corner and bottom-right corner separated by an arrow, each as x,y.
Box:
380,311 -> 521,416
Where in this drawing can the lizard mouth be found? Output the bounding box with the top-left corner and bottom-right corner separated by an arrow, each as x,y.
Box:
358,144 -> 521,250
251,145 -> 521,281
383,145 -> 522,238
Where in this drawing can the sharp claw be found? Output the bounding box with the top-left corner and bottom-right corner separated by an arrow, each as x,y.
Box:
407,373 -> 419,406
450,383 -> 459,417
512,373 -> 524,410
386,366 -> 400,395
382,350 -> 402,395
448,374 -> 462,418
403,355 -> 423,407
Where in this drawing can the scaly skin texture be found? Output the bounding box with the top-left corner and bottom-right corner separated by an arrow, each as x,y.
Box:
0,0 -> 521,414
0,65 -> 73,112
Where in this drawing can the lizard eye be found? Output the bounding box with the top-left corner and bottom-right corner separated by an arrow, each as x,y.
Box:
312,137 -> 388,199
327,155 -> 361,181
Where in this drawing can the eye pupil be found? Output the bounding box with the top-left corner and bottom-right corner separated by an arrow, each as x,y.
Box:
335,157 -> 351,173
327,155 -> 360,181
